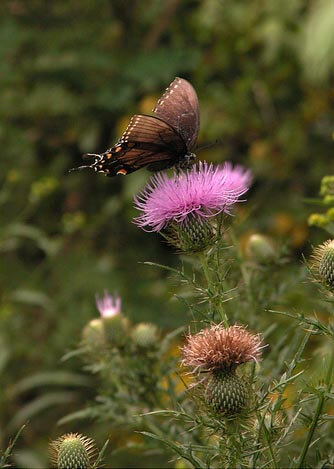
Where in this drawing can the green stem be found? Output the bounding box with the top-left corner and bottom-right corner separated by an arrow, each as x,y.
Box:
258,410 -> 278,469
295,340 -> 334,468
251,330 -> 311,469
229,229 -> 255,313
198,251 -> 228,327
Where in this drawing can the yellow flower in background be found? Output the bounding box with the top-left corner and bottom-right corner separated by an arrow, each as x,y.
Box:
29,176 -> 59,203
115,115 -> 132,137
139,95 -> 158,114
273,212 -> 295,235
6,169 -> 21,183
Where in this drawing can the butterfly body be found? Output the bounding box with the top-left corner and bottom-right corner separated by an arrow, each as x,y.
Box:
71,77 -> 200,177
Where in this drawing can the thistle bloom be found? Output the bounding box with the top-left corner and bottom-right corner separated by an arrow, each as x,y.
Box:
182,324 -> 263,373
182,324 -> 263,415
134,161 -> 252,232
95,290 -> 121,318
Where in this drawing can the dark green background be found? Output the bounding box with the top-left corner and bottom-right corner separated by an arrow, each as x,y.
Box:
1,0 -> 334,467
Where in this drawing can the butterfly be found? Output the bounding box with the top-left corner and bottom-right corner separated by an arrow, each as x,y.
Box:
70,77 -> 200,177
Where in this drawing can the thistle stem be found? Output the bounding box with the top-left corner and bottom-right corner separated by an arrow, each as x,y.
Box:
259,410 -> 278,469
295,340 -> 334,468
199,251 -> 229,327
229,229 -> 255,314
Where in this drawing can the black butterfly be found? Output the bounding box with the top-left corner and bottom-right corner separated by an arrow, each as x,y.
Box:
70,77 -> 200,177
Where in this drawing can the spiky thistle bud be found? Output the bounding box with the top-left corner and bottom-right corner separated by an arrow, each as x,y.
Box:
205,369 -> 248,415
166,216 -> 215,253
132,322 -> 159,348
49,433 -> 96,469
182,324 -> 263,416
312,240 -> 334,292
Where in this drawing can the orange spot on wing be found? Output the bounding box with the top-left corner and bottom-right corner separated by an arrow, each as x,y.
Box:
117,169 -> 127,176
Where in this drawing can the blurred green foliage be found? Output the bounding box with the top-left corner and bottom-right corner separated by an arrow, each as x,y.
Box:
0,0 -> 334,467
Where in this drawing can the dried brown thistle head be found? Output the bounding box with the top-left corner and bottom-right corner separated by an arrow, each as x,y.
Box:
181,324 -> 263,372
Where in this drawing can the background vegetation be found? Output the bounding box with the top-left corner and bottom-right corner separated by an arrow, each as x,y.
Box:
1,0 -> 334,467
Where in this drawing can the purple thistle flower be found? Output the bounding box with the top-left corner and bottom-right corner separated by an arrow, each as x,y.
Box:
95,290 -> 121,318
134,161 -> 252,232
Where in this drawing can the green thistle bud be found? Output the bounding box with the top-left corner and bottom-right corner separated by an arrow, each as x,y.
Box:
312,240 -> 334,291
205,370 -> 248,415
132,322 -> 159,348
49,433 -> 96,469
246,233 -> 276,263
103,315 -> 130,347
167,215 -> 215,252
81,319 -> 105,356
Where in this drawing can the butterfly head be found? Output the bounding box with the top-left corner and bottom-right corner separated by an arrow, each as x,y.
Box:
179,152 -> 196,170
68,152 -> 105,174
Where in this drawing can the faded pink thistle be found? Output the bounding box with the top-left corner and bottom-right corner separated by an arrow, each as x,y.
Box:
134,161 -> 252,231
95,290 -> 121,318
182,324 -> 263,372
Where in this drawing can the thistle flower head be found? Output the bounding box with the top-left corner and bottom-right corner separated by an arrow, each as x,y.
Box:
312,239 -> 334,291
49,433 -> 97,469
134,161 -> 251,232
96,290 -> 121,318
182,324 -> 263,372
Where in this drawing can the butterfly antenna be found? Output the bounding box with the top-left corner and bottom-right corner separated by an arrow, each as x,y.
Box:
196,139 -> 222,152
68,153 -> 103,173
68,165 -> 95,173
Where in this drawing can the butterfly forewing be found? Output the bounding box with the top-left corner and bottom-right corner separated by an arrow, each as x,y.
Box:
153,77 -> 200,151
98,115 -> 187,175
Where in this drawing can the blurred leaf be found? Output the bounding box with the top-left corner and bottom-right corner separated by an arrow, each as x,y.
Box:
10,289 -> 53,311
57,408 -> 98,426
1,223 -> 59,256
0,336 -> 10,375
11,371 -> 92,395
300,0 -> 334,83
8,392 -> 79,432
13,449 -> 47,469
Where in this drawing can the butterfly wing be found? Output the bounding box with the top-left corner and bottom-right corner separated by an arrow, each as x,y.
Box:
96,114 -> 187,176
153,77 -> 200,151
71,78 -> 199,177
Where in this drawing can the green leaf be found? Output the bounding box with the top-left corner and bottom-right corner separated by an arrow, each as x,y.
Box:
8,392 -> 79,431
11,371 -> 91,395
